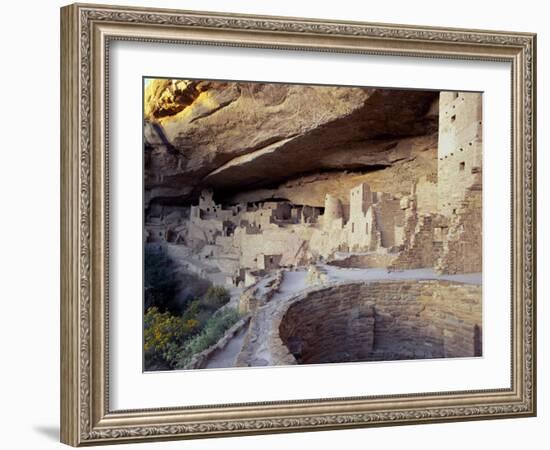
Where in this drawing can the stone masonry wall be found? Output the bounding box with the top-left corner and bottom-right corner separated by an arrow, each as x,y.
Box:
238,270 -> 284,314
387,91 -> 482,272
235,225 -> 314,270
389,214 -> 436,270
438,92 -> 482,217
373,193 -> 405,248
272,280 -> 481,365
327,252 -> 397,269
436,181 -> 483,274
279,286 -> 375,364
415,173 -> 438,215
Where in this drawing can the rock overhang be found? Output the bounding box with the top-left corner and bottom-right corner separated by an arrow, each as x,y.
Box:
144,79 -> 439,206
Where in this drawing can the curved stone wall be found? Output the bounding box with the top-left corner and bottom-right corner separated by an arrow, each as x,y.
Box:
277,280 -> 481,365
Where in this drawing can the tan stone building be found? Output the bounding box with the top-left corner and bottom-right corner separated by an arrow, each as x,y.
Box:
145,90 -> 483,285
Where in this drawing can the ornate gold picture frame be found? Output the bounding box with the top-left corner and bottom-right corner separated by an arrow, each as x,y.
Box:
60,3 -> 536,446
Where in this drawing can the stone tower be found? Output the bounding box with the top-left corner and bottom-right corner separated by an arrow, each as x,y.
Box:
198,188 -> 216,212
435,91 -> 483,274
437,91 -> 482,216
349,182 -> 372,219
323,194 -> 343,230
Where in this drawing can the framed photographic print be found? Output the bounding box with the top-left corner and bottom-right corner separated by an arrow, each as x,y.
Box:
60,3 -> 537,446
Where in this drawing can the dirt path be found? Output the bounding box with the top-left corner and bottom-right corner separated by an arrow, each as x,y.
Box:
201,266 -> 482,369
202,325 -> 248,369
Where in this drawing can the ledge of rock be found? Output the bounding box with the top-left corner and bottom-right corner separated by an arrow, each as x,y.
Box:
144,79 -> 438,206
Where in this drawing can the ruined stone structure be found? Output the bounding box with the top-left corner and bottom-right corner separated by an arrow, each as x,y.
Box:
145,91 -> 482,285
253,280 -> 481,366
434,92 -> 483,273
143,81 -> 484,367
437,92 -> 482,216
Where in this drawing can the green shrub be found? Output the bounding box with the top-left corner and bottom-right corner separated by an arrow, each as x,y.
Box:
174,308 -> 241,369
143,306 -> 200,370
201,286 -> 231,311
181,299 -> 201,322
144,282 -> 236,370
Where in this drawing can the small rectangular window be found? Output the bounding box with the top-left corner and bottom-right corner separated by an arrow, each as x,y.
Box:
450,114 -> 456,122
459,162 -> 465,171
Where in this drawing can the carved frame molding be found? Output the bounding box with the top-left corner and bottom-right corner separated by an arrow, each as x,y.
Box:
60,3 -> 536,446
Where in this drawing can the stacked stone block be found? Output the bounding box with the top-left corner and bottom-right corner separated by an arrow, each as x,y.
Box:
260,280 -> 482,366
436,180 -> 483,274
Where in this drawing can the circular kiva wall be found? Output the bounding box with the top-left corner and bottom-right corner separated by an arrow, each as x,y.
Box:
277,280 -> 482,364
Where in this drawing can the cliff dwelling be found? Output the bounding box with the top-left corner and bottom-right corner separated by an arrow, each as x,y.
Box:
143,79 -> 483,371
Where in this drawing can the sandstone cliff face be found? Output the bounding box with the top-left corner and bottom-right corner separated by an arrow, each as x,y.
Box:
224,134 -> 437,208
144,79 -> 438,207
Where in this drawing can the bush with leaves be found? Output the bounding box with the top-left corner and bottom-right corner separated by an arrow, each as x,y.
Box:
174,308 -> 241,369
144,306 -> 199,370
144,282 -> 235,370
201,286 -> 231,311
